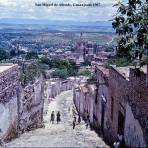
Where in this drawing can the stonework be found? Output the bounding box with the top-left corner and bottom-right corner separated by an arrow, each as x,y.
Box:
124,103 -> 146,147
73,64 -> 148,147
44,77 -> 83,114
18,77 -> 44,133
0,64 -> 45,142
0,64 -> 20,142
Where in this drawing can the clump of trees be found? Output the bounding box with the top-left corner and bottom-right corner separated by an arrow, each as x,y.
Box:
112,0 -> 148,67
82,59 -> 91,66
25,51 -> 38,60
52,69 -> 68,79
39,57 -> 79,79
0,49 -> 9,61
78,70 -> 91,76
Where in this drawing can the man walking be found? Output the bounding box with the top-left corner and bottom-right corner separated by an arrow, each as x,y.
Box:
0,128 -> 4,147
56,111 -> 61,124
50,111 -> 55,124
78,114 -> 81,123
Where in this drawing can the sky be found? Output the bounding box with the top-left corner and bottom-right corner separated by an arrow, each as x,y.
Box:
0,0 -> 118,22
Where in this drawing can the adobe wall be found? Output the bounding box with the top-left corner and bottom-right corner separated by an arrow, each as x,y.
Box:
0,65 -> 20,142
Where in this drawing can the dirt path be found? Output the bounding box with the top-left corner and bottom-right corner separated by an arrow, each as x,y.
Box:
6,90 -> 108,147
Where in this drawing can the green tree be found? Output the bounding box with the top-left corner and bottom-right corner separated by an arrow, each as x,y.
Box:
112,0 -> 148,67
83,59 -> 91,66
0,49 -> 9,61
79,70 -> 91,76
52,69 -> 68,79
26,51 -> 38,60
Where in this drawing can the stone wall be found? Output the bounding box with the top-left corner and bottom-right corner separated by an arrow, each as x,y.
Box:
44,77 -> 82,114
73,82 -> 96,124
124,103 -> 146,147
73,65 -> 148,147
0,64 -> 20,142
127,68 -> 148,146
108,66 -> 128,139
18,77 -> 44,133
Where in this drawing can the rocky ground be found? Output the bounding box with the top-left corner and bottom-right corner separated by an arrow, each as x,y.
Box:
6,90 -> 108,147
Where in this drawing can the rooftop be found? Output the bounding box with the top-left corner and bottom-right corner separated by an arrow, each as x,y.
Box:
0,64 -> 16,74
96,65 -> 109,77
80,84 -> 89,93
112,65 -> 147,80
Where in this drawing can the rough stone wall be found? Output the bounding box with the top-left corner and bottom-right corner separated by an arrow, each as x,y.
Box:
95,67 -> 113,142
108,67 -> 128,139
18,77 -> 44,133
94,67 -> 109,128
73,84 -> 95,124
73,88 -> 85,115
0,65 -> 20,142
124,103 -> 146,147
128,69 -> 148,146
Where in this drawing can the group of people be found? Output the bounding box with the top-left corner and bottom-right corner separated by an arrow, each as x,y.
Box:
50,107 -> 90,130
72,108 -> 90,130
72,115 -> 81,129
50,111 -> 61,124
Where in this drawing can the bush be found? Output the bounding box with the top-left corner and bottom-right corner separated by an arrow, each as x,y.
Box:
79,70 -> 91,76
105,57 -> 131,67
52,69 -> 68,79
26,51 -> 38,60
0,49 -> 9,61
39,57 -> 79,78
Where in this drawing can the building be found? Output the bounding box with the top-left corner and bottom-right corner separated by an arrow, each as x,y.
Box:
74,33 -> 95,61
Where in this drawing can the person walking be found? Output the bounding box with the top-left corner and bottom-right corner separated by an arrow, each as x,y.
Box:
72,116 -> 77,129
68,107 -> 70,112
86,113 -> 90,129
50,111 -> 55,124
0,128 -> 4,147
56,111 -> 61,124
78,115 -> 81,123
74,116 -> 76,122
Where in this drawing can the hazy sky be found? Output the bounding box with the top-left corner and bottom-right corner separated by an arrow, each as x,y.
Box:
0,0 -> 118,22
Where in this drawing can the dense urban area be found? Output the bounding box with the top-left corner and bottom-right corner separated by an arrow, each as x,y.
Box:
0,0 -> 148,147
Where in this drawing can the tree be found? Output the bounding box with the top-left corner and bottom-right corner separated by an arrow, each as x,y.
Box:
26,51 -> 38,60
82,59 -> 91,66
79,70 -> 91,76
52,69 -> 68,79
112,0 -> 148,67
0,49 -> 9,61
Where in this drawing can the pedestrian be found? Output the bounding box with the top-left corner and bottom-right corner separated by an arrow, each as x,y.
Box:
68,107 -> 70,112
0,128 -> 4,147
74,116 -> 76,122
50,111 -> 55,124
86,113 -> 90,129
73,120 -> 76,129
72,108 -> 75,116
78,115 -> 81,123
56,111 -> 61,124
